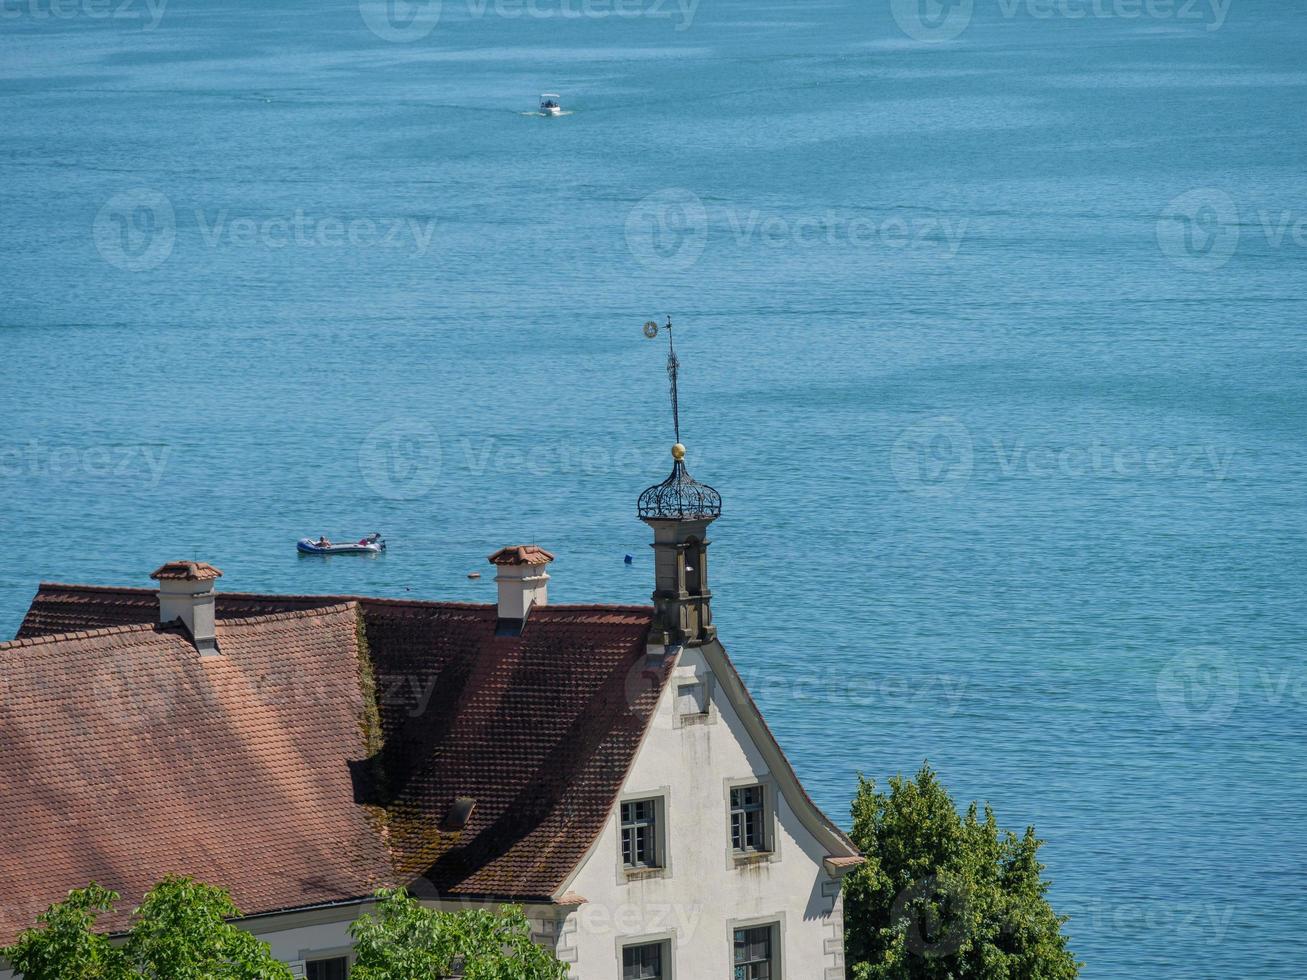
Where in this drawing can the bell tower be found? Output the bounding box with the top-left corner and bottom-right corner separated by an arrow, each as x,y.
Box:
637,319 -> 722,648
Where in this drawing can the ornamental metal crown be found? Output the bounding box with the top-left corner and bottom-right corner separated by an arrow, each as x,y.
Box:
638,451 -> 722,521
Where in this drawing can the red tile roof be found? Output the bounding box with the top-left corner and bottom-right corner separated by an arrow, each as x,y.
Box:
149,561 -> 223,582
1,584 -> 663,942
487,545 -> 555,567
0,604 -> 390,942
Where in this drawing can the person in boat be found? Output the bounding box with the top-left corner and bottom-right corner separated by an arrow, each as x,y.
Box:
316,535 -> 332,548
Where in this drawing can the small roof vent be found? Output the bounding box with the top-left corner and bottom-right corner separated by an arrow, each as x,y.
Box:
444,796 -> 477,831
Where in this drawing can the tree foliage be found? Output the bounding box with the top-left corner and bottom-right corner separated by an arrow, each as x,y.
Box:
844,764 -> 1080,980
1,884 -> 125,980
349,889 -> 567,980
1,878 -> 291,980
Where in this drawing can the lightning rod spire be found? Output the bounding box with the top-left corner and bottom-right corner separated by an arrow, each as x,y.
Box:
665,317 -> 680,445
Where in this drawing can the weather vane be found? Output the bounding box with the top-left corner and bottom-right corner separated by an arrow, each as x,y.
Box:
637,316 -> 722,522
643,317 -> 680,445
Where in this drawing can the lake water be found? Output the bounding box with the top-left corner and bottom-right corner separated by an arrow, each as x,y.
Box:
2,0 -> 1305,976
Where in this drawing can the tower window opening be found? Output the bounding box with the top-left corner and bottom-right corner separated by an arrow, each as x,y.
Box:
684,538 -> 703,595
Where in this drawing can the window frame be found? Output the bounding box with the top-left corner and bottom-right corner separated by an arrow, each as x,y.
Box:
615,788 -> 671,882
621,797 -> 660,870
730,784 -> 767,854
733,925 -> 772,979
304,954 -> 350,980
724,776 -> 781,866
617,934 -> 675,980
622,939 -> 665,979
727,916 -> 785,980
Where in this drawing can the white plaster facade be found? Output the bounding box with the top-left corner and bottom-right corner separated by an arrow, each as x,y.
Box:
0,638 -> 857,980
553,638 -> 856,979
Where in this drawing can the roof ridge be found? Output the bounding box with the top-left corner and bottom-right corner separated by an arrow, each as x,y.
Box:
218,601 -> 361,627
9,602 -> 366,648
37,582 -> 155,596
34,582 -> 485,610
32,583 -> 653,615
538,603 -> 653,613
0,619 -> 179,651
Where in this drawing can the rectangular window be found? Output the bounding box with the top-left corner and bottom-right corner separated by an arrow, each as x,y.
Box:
621,799 -> 659,869
731,785 -> 767,853
677,681 -> 708,716
622,941 -> 664,979
733,926 -> 773,980
307,958 -> 348,980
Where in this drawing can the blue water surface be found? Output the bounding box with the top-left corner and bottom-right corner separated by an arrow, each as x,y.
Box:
1,1 -> 1305,976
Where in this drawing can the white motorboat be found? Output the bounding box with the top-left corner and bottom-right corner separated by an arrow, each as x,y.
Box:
539,93 -> 562,117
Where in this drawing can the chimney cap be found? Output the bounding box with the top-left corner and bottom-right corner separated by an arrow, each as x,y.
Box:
150,561 -> 223,582
487,545 -> 555,567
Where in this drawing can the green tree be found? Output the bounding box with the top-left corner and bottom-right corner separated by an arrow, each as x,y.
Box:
1,884 -> 127,980
349,888 -> 567,980
2,877 -> 292,980
121,877 -> 292,980
844,764 -> 1080,980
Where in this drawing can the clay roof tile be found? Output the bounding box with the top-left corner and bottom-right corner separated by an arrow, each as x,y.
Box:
148,561 -> 223,582
486,545 -> 555,567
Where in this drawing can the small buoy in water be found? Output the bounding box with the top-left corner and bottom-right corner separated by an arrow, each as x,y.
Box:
624,554 -> 634,564
467,572 -> 481,580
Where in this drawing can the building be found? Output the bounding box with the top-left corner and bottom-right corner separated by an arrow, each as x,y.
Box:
0,441 -> 862,979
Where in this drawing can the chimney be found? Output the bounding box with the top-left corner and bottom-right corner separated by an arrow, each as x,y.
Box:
487,545 -> 554,634
150,561 -> 223,655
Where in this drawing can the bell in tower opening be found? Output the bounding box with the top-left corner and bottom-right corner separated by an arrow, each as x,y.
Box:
637,318 -> 722,647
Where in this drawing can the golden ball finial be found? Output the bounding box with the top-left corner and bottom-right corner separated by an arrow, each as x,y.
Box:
671,443 -> 686,460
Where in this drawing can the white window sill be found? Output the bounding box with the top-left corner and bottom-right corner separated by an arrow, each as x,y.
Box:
622,866 -> 670,882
